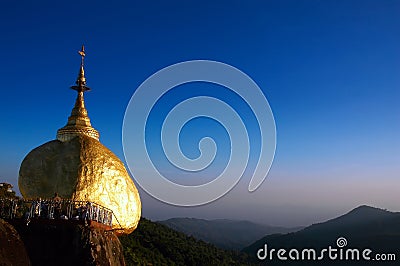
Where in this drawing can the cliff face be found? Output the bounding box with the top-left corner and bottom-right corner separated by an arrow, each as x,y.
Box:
0,218 -> 31,266
8,219 -> 125,266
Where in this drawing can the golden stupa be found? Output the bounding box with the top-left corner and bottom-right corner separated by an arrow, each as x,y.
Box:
18,46 -> 141,234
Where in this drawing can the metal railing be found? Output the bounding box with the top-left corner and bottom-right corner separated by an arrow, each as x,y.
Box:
0,198 -> 115,228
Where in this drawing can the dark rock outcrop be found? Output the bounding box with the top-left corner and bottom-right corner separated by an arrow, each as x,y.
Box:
0,218 -> 31,266
9,219 -> 125,266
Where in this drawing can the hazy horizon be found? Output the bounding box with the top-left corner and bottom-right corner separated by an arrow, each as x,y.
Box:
146,204 -> 398,228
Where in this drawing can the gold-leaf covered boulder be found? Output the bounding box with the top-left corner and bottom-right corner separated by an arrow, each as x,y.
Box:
18,46 -> 141,234
19,135 -> 141,234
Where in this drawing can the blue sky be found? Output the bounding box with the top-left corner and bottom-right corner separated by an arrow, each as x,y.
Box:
0,1 -> 399,226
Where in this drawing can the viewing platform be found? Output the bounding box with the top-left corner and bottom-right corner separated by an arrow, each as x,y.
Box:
0,198 -> 121,231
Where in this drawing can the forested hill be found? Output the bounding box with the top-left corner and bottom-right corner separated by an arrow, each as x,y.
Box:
119,218 -> 254,266
243,206 -> 400,265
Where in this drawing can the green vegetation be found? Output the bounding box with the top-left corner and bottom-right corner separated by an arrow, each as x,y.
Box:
0,183 -> 17,198
119,218 -> 254,266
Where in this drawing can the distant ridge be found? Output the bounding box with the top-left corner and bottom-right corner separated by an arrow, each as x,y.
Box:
159,217 -> 301,250
297,205 -> 399,238
243,205 -> 400,265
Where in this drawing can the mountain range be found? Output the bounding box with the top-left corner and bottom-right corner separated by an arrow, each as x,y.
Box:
121,205 -> 400,265
159,217 -> 302,250
243,205 -> 400,265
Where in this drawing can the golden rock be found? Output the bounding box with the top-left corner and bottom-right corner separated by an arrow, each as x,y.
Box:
19,136 -> 141,234
18,46 -> 141,234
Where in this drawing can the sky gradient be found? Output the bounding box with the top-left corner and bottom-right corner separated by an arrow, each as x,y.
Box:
0,0 -> 399,227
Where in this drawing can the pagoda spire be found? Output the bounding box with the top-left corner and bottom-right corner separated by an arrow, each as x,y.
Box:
71,45 -> 90,92
57,45 -> 100,142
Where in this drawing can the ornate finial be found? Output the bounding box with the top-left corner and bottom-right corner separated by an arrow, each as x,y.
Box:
78,45 -> 85,66
72,44 -> 90,92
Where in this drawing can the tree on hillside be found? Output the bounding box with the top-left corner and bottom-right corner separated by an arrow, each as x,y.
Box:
0,182 -> 17,198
